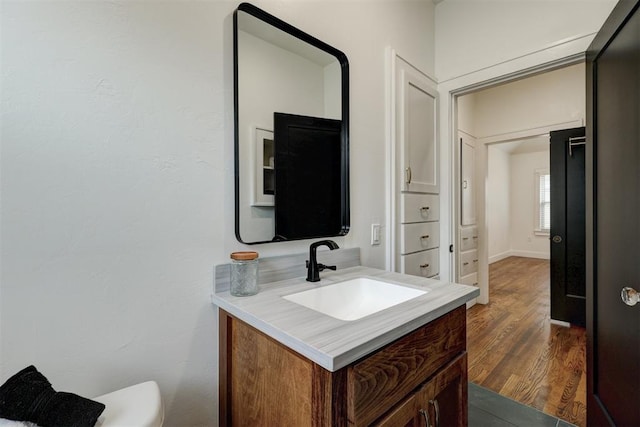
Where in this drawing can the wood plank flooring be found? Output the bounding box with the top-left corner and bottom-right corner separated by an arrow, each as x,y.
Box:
467,256 -> 586,427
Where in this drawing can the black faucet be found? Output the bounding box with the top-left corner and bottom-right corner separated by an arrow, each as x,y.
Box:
306,240 -> 339,282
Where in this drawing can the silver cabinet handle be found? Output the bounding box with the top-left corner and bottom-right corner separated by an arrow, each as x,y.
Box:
419,408 -> 431,427
406,167 -> 412,184
621,287 -> 640,306
429,400 -> 440,427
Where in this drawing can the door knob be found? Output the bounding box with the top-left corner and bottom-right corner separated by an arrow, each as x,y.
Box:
552,235 -> 562,243
621,287 -> 640,306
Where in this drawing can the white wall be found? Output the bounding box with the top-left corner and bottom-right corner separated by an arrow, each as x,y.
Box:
457,93 -> 476,136
487,146 -> 511,261
435,0 -> 618,82
1,1 -> 435,426
510,149 -> 551,259
473,63 -> 586,138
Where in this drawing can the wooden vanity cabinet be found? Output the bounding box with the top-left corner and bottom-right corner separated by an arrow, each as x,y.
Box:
374,354 -> 467,427
219,305 -> 467,426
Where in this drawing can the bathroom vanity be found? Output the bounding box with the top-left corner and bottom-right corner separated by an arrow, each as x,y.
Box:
213,249 -> 479,426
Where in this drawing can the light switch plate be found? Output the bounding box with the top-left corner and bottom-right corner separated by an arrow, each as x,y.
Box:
371,224 -> 381,246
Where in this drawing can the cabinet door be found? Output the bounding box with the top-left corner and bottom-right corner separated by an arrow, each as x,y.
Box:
376,353 -> 467,427
460,133 -> 476,225
398,64 -> 438,194
418,353 -> 468,427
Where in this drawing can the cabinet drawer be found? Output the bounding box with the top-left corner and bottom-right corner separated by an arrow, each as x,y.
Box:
401,222 -> 439,254
348,306 -> 466,426
401,193 -> 439,223
459,250 -> 478,276
458,272 -> 478,287
401,248 -> 439,278
460,226 -> 478,251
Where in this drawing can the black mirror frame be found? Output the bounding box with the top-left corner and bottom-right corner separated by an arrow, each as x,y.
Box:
233,2 -> 350,244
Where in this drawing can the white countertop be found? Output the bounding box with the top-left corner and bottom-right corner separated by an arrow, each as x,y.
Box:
212,265 -> 479,371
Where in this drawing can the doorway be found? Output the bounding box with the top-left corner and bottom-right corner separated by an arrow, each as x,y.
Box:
454,63 -> 588,424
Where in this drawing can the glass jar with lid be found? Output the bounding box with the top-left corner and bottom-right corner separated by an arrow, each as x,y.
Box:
230,251 -> 259,296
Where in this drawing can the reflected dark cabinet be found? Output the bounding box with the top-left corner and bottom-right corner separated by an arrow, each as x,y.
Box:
273,113 -> 346,241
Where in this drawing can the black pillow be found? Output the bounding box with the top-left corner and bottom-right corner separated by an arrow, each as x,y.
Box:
0,365 -> 105,427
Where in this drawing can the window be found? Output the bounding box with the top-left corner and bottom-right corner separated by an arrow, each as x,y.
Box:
535,169 -> 551,234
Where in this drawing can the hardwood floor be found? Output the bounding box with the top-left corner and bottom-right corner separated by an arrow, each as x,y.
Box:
467,256 -> 586,427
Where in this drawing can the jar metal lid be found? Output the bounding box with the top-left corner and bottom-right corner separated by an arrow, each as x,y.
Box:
230,251 -> 259,261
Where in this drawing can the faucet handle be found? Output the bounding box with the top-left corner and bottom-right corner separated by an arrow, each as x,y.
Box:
318,263 -> 336,272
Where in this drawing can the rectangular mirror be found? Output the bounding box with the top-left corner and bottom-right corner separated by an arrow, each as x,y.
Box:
234,2 -> 349,244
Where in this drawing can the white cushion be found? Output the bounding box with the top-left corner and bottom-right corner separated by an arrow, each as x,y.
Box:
93,381 -> 163,427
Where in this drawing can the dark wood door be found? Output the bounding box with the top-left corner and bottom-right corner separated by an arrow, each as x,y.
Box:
587,0 -> 640,425
550,127 -> 587,326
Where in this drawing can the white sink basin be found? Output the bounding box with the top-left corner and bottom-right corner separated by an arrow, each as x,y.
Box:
283,277 -> 427,321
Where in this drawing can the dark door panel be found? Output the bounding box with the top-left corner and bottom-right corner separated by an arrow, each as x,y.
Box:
550,127 -> 586,326
587,0 -> 640,424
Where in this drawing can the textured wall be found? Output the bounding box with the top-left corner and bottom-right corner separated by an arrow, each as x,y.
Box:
1,1 -> 435,425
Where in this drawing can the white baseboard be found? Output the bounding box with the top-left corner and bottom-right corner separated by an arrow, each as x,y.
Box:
489,250 -> 550,264
488,251 -> 511,264
550,319 -> 570,327
509,250 -> 550,260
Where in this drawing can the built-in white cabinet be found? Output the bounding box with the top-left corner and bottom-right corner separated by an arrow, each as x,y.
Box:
401,248 -> 439,278
460,134 -> 476,225
457,131 -> 480,293
392,53 -> 439,279
400,193 -> 439,224
252,126 -> 275,206
400,67 -> 439,194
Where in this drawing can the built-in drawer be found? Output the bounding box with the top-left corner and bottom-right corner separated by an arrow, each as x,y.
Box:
458,272 -> 478,287
460,226 -> 478,251
401,222 -> 439,254
348,306 -> 466,426
459,250 -> 478,277
401,248 -> 439,278
401,193 -> 439,223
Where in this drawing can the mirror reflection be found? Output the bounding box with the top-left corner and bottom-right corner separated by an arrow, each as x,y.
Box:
234,3 -> 349,244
